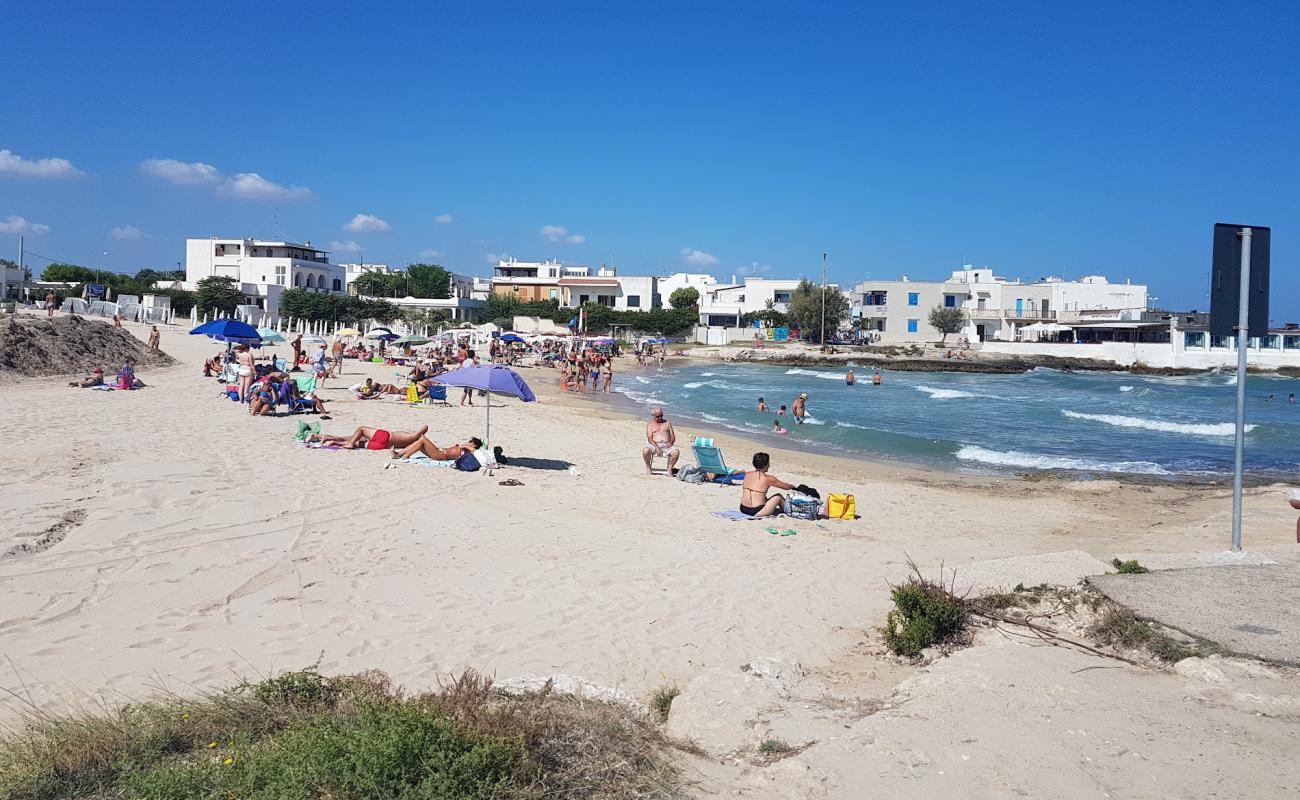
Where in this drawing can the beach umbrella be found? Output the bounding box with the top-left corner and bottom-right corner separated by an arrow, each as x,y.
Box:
337,327 -> 362,336
300,336 -> 328,347
500,333 -> 526,343
431,364 -> 536,462
256,327 -> 286,343
394,334 -> 431,345
190,318 -> 262,346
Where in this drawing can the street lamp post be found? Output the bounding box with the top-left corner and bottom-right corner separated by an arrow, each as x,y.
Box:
820,251 -> 828,348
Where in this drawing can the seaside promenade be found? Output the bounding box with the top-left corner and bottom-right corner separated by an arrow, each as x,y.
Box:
1,314 -> 1297,797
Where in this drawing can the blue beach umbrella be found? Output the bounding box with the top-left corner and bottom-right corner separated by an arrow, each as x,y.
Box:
500,333 -> 526,343
256,327 -> 286,343
190,318 -> 262,346
432,364 -> 536,460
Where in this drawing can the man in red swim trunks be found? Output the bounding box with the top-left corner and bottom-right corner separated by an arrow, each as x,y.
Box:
308,424 -> 428,450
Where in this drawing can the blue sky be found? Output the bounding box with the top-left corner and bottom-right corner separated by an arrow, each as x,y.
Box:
2,1 -> 1297,318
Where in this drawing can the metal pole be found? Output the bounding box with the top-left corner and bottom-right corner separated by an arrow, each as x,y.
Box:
1231,227 -> 1252,552
821,252 -> 827,347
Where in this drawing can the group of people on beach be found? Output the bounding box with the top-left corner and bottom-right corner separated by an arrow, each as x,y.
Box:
70,358 -> 146,390
560,350 -> 613,393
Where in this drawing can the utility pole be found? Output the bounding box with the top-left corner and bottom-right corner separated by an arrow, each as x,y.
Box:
821,251 -> 828,348
1230,228 -> 1252,552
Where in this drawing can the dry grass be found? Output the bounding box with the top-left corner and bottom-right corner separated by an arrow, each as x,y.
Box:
0,668 -> 688,800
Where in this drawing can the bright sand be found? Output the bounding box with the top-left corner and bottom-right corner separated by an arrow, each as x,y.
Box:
2,316 -> 1298,797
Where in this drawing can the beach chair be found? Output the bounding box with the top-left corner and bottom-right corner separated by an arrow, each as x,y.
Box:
282,375 -> 320,414
693,441 -> 745,484
425,384 -> 449,405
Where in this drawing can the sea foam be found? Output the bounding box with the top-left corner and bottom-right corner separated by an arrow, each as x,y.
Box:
1061,410 -> 1254,437
955,445 -> 1171,475
915,385 -> 976,400
784,368 -> 848,381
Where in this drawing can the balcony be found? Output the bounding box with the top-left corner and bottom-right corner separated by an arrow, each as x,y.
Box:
855,305 -> 888,317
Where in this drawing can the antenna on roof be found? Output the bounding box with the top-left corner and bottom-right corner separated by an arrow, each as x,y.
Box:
273,208 -> 284,240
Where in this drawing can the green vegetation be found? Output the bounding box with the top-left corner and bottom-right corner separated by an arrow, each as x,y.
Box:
277,289 -> 399,324
1111,558 -> 1150,574
479,294 -> 699,336
648,685 -> 679,723
927,305 -> 965,343
883,566 -> 968,658
757,738 -> 793,757
1087,606 -> 1210,662
667,286 -> 699,309
194,275 -> 245,317
352,264 -> 453,299
0,668 -> 686,800
740,299 -> 788,328
786,278 -> 849,342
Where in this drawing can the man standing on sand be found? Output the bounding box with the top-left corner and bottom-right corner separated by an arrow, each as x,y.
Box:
642,406 -> 680,476
792,392 -> 808,424
291,334 -> 303,371
331,337 -> 345,376
312,344 -> 329,385
45,291 -> 56,316
148,325 -> 160,351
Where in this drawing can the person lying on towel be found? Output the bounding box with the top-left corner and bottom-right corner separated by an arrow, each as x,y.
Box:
307,425 -> 428,451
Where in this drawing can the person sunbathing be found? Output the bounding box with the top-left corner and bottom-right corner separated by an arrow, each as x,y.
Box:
249,378 -> 280,416
70,367 -> 105,387
308,424 -> 429,450
392,436 -> 482,461
739,452 -> 796,517
357,378 -> 404,399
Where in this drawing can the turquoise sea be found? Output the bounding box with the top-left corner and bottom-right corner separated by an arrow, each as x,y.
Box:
611,362 -> 1300,479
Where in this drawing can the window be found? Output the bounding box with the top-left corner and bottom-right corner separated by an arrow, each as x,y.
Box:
1285,335 -> 1300,351
549,288 -> 558,300
275,265 -> 286,286
773,291 -> 792,303
1183,331 -> 1205,348
908,292 -> 919,306
907,319 -> 919,333
944,294 -> 956,308
579,294 -> 589,305
1210,334 -> 1231,349
1263,334 -> 1281,349
294,273 -> 302,287
627,294 -> 640,308
332,278 -> 342,292
598,295 -> 614,307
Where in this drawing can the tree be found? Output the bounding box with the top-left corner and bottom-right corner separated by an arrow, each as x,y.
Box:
42,263 -> 98,283
787,278 -> 849,342
195,276 -> 245,316
352,271 -> 405,297
928,306 -> 966,344
741,299 -> 788,328
405,264 -> 452,299
669,286 -> 700,309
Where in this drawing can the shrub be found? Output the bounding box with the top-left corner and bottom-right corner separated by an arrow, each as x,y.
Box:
883,566 -> 968,658
1088,606 -> 1206,662
757,738 -> 793,756
648,685 -> 679,723
1111,559 -> 1150,574
0,668 -> 687,800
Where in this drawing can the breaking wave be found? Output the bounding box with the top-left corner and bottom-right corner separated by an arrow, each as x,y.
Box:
784,368 -> 848,381
915,385 -> 976,400
955,445 -> 1171,475
1062,410 -> 1254,437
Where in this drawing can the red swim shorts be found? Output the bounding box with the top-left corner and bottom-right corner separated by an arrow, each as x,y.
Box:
366,429 -> 391,450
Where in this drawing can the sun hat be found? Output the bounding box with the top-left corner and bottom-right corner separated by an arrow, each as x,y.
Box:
799,392 -> 808,399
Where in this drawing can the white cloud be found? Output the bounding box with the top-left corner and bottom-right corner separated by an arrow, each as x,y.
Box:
486,251 -> 511,264
417,248 -> 445,260
109,225 -> 148,240
139,158 -> 221,185
0,215 -> 51,235
680,247 -> 719,267
434,213 -> 453,224
217,172 -> 312,202
0,149 -> 83,179
330,240 -> 363,253
541,225 -> 585,244
342,213 -> 392,233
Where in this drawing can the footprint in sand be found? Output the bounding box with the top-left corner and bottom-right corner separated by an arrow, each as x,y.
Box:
1,508 -> 87,560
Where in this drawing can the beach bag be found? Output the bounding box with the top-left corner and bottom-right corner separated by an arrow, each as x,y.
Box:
786,492 -> 820,520
676,466 -> 706,484
827,493 -> 856,520
455,452 -> 480,472
794,484 -> 820,500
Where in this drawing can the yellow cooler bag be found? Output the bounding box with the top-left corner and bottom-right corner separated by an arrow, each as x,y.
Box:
827,493 -> 856,520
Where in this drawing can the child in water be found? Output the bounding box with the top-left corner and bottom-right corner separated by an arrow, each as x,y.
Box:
778,405 -> 787,416
773,418 -> 787,434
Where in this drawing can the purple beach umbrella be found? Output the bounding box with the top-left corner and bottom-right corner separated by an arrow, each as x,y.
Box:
431,364 -> 536,461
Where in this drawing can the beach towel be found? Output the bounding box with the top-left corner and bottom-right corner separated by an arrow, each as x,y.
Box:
389,453 -> 456,468
304,443 -> 341,450
90,385 -> 116,391
711,510 -> 765,521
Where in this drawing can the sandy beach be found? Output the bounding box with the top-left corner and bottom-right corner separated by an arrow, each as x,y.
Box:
2,315 -> 1297,797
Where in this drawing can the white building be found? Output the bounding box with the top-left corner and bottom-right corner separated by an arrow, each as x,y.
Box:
851,267 -> 1148,343
339,262 -> 397,288
655,272 -> 718,309
489,258 -> 593,303
184,237 -> 345,316
697,278 -> 807,327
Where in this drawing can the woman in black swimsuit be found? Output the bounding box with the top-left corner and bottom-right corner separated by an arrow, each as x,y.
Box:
740,452 -> 795,517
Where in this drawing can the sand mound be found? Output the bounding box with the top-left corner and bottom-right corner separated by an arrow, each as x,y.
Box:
0,314 -> 175,378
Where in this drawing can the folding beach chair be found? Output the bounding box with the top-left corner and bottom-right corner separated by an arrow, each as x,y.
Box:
281,375 -> 320,414
692,440 -> 745,484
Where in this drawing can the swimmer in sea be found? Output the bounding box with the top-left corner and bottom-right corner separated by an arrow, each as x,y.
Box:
757,396 -> 768,412
773,418 -> 786,434
846,370 -> 855,386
